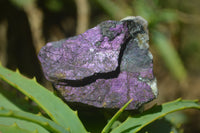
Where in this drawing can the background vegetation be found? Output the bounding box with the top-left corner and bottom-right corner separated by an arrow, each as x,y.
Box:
0,0 -> 199,132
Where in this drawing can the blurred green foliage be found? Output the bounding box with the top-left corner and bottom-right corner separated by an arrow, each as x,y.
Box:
9,0 -> 35,8
44,0 -> 64,12
0,0 -> 200,132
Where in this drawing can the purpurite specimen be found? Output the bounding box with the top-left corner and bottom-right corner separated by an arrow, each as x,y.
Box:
38,16 -> 158,110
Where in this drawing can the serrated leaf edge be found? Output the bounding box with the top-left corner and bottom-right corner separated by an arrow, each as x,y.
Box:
0,107 -> 69,133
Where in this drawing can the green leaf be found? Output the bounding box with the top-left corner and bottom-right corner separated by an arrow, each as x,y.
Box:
101,99 -> 133,133
0,123 -> 37,133
0,107 -> 69,133
111,99 -> 200,133
138,118 -> 180,133
0,91 -> 21,111
0,87 -> 41,113
0,65 -> 87,133
0,88 -> 51,132
165,111 -> 187,127
0,117 -> 49,133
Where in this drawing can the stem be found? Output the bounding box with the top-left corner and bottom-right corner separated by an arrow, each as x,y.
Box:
101,98 -> 133,133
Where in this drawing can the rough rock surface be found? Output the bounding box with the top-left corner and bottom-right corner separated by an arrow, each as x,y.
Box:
38,16 -> 158,110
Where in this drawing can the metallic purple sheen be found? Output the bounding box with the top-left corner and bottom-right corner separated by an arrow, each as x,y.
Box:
38,16 -> 158,110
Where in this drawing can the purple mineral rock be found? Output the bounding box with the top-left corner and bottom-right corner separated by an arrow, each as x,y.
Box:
38,16 -> 158,110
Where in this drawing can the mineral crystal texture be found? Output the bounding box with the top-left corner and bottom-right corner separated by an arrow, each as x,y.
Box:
38,16 -> 158,110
